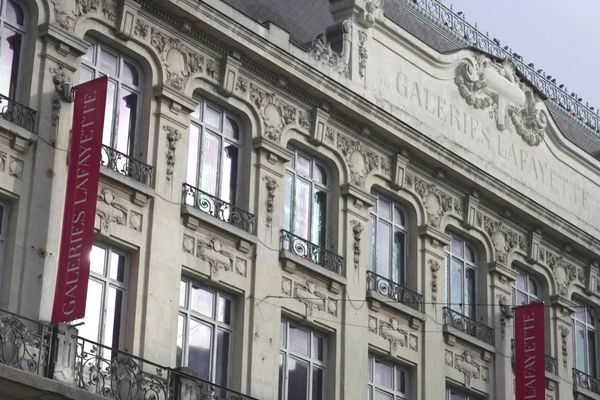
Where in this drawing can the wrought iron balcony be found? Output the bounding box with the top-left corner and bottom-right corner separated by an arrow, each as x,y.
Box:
0,309 -> 53,376
545,354 -> 557,375
183,183 -> 256,234
101,144 -> 153,185
442,307 -> 494,346
573,368 -> 600,394
0,93 -> 36,132
366,271 -> 423,312
280,229 -> 344,275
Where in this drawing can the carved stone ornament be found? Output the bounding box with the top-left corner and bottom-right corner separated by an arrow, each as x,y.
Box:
413,177 -> 453,228
96,189 -> 128,235
51,0 -> 119,32
249,84 -> 297,143
358,30 -> 368,78
544,249 -> 577,297
379,318 -> 418,355
361,0 -> 382,26
350,220 -> 363,269
164,125 -> 181,181
559,326 -> 569,368
308,20 -> 352,77
198,238 -> 233,276
454,350 -> 487,387
101,0 -> 116,22
336,134 -> 378,187
263,176 -> 278,227
455,55 -> 548,146
293,281 -> 326,316
497,294 -> 513,338
483,215 -> 519,265
428,259 -> 440,302
50,65 -> 73,102
134,18 -> 149,38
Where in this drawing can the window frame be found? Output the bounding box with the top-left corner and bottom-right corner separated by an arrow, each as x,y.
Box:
279,319 -> 328,400
573,303 -> 598,377
177,277 -> 235,386
447,387 -> 481,400
369,193 -> 407,285
444,234 -> 478,319
368,353 -> 409,400
0,0 -> 28,98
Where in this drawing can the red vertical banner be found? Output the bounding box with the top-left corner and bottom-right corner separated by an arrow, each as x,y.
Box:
514,302 -> 545,400
51,76 -> 107,323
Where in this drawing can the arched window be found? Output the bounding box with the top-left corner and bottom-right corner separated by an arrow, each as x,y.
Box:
445,234 -> 477,319
80,39 -> 141,158
370,193 -> 406,285
0,0 -> 27,98
513,270 -> 540,306
187,98 -> 241,204
283,148 -> 329,248
573,304 -> 598,377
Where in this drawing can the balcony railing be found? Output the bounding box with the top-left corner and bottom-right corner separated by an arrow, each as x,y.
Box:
0,93 -> 36,132
0,309 -> 53,376
101,144 -> 153,185
280,229 -> 344,275
366,271 -> 423,312
573,368 -> 600,394
442,307 -> 494,346
545,354 -> 558,375
183,183 -> 256,234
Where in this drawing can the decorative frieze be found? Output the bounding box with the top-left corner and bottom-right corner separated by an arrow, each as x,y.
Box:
96,189 -> 135,235
336,133 -> 378,187
369,316 -> 418,356
281,277 -> 338,317
0,153 -> 25,180
446,350 -> 489,387
182,234 -> 247,277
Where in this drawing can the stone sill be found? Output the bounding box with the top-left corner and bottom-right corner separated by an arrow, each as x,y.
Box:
443,327 -> 495,356
182,204 -> 257,253
100,167 -> 155,207
279,250 -> 346,291
0,118 -> 36,153
574,385 -> 600,400
366,289 -> 425,326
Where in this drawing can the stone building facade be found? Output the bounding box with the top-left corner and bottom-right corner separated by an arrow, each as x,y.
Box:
1,0 -> 600,399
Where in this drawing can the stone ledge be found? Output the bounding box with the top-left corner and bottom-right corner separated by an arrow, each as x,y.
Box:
366,289 -> 425,324
443,327 -> 495,355
0,119 -> 36,153
280,250 -> 347,290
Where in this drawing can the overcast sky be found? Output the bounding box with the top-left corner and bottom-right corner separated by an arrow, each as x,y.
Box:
442,0 -> 600,110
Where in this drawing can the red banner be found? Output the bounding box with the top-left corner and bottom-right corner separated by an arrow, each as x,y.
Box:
51,76 -> 107,323
514,302 -> 545,400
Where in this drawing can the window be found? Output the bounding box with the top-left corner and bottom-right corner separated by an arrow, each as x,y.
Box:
447,388 -> 480,400
283,149 -> 329,247
513,270 -> 540,306
0,0 -> 26,98
77,244 -> 128,351
368,354 -> 408,400
177,278 -> 234,387
187,99 -> 241,204
80,40 -> 141,158
445,235 -> 477,319
573,305 -> 597,377
279,320 -> 327,400
370,194 -> 406,285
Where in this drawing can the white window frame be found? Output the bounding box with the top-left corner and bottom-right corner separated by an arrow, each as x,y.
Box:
177,278 -> 234,386
0,0 -> 28,98
573,304 -> 598,377
445,234 -> 478,319
368,354 -> 409,400
512,270 -> 541,306
370,193 -> 407,285
279,319 -> 327,400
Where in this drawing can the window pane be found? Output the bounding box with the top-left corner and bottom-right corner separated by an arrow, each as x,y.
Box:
109,251 -> 126,282
296,154 -> 311,177
217,295 -> 231,324
515,273 -> 526,290
0,28 -> 20,97
6,1 -> 25,25
314,164 -> 326,185
313,334 -> 325,361
378,197 -> 390,220
278,353 -> 284,400
204,104 -> 222,128
311,190 -> 326,247
224,116 -> 239,139
396,368 -> 406,393
176,315 -> 184,366
283,173 -> 293,232
288,325 -> 309,356
103,287 -> 123,349
80,66 -> 94,83
187,125 -> 200,185
179,281 -> 187,307
450,390 -> 466,400
374,359 -> 393,388
465,244 -> 476,263
187,319 -> 212,380
215,329 -> 230,387
393,204 -> 405,226
79,279 -> 103,343
370,215 -> 377,270
199,131 -> 220,196
103,80 -> 117,146
82,44 -> 94,63
373,389 -> 393,400
528,277 -> 539,298
122,61 -> 138,86
450,238 -> 463,257
312,366 -> 324,400
589,330 -> 597,376
392,231 -> 404,284
450,258 -> 463,312
192,102 -> 202,121
90,245 -> 106,275
376,220 -> 391,279
116,89 -> 137,155
220,144 -> 238,204
99,48 -> 118,75
190,285 -> 214,317
516,292 -> 527,306
293,179 -> 310,240
576,322 -> 587,372
465,268 -> 475,318
287,358 -> 308,400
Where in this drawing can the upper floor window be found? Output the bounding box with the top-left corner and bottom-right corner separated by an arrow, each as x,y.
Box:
0,0 -> 26,98
447,387 -> 481,400
177,278 -> 234,387
368,354 -> 409,400
80,40 -> 141,157
445,235 -> 477,319
573,305 -> 597,377
370,194 -> 406,285
279,320 -> 327,400
283,149 -> 329,248
513,270 -> 540,306
187,99 -> 241,204
78,243 -> 128,354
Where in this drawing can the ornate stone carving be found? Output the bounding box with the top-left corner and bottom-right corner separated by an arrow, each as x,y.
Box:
198,238 -> 233,276
497,294 -> 513,337
101,0 -> 116,21
183,234 -> 194,254
379,318 -> 418,354
483,215 -> 519,264
129,210 -> 142,231
361,0 -> 382,26
164,125 -> 181,181
544,249 -> 577,297
559,326 -> 569,368
235,77 -> 248,93
429,259 -> 440,302
308,20 -> 352,77
51,0 -> 78,31
134,18 -> 149,38
336,134 -> 378,187
50,65 -> 73,101
294,281 -> 326,316
358,30 -> 368,78
298,110 -> 311,131
368,315 -> 378,333
350,220 -> 363,269
455,55 -> 547,146
79,0 -> 99,14
455,350 -> 487,387
96,189 -> 128,235
263,176 -> 278,227
249,84 -> 297,142
413,177 -> 453,228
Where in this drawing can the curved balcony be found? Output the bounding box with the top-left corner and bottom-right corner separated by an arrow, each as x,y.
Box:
366,271 -> 423,312
0,93 -> 36,132
101,145 -> 153,185
442,307 -> 494,346
280,229 -> 344,275
573,368 -> 600,395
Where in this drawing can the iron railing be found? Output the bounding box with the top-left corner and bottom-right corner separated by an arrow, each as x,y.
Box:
74,335 -> 257,400
442,307 -> 494,346
573,368 -> 600,394
366,271 -> 423,312
0,93 -> 36,132
0,309 -> 53,376
395,0 -> 600,138
101,145 -> 153,185
280,229 -> 344,275
545,354 -> 558,375
183,183 -> 256,234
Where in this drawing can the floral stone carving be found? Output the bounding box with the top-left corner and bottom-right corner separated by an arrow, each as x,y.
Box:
337,134 -> 378,187
198,239 -> 232,276
164,125 -> 181,181
308,20 -> 352,77
249,84 -> 297,143
263,176 -> 278,227
544,249 -> 577,297
454,350 -> 487,387
483,215 -> 519,264
350,220 -> 363,269
413,177 -> 453,228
